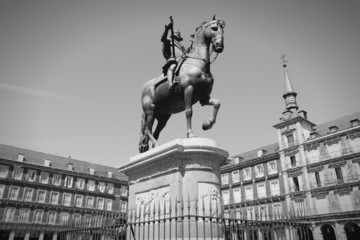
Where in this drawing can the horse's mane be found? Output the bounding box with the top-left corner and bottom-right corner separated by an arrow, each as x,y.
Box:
186,19 -> 226,54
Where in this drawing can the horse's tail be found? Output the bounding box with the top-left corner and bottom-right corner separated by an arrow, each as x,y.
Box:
138,112 -> 149,153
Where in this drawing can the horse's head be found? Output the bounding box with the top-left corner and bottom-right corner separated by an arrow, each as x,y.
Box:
200,15 -> 225,53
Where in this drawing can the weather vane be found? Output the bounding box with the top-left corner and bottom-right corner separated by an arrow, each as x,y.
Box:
280,54 -> 288,68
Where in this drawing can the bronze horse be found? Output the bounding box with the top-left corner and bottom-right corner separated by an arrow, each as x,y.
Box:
139,16 -> 225,153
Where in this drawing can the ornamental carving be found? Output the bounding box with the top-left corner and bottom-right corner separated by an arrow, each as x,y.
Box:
307,164 -> 324,173
325,137 -> 341,146
328,159 -> 346,169
353,158 -> 360,164
347,132 -> 360,140
334,187 -> 351,196
281,128 -> 296,135
285,148 -> 299,157
135,186 -> 170,218
304,143 -> 319,151
287,167 -> 302,177
311,190 -> 328,199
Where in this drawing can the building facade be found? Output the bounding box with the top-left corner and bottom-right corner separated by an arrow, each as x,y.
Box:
0,144 -> 128,240
221,65 -> 360,240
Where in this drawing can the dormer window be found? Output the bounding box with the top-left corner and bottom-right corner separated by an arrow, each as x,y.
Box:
107,171 -> 113,178
17,154 -> 24,162
350,119 -> 360,127
44,159 -> 51,167
234,157 -> 241,164
329,126 -> 339,133
89,168 -> 95,175
257,149 -> 267,158
67,163 -> 73,171
309,132 -> 318,140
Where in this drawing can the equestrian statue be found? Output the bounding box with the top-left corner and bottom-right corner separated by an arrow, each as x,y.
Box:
139,15 -> 225,153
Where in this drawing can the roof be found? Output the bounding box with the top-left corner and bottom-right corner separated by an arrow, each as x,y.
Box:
229,142 -> 279,165
228,111 -> 360,166
0,143 -> 128,182
312,111 -> 360,137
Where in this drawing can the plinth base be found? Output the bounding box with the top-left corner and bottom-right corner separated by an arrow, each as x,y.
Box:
118,138 -> 229,239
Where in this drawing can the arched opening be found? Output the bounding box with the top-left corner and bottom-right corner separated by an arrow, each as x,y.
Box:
321,224 -> 336,240
344,222 -> 360,240
296,226 -> 314,240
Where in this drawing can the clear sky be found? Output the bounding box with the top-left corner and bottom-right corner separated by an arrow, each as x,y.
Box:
1,0 -> 359,168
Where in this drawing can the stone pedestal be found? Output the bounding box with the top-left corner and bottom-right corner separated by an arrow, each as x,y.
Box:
118,138 -> 229,239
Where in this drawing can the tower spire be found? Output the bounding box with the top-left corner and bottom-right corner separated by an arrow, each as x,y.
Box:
281,55 -> 298,112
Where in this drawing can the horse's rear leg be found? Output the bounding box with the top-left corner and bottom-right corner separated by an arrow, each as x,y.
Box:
144,106 -> 158,149
201,97 -> 220,130
184,85 -> 196,138
153,114 -> 171,140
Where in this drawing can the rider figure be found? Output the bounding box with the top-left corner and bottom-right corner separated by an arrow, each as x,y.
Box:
161,20 -> 186,89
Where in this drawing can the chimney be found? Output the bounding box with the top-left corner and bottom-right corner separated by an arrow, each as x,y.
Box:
44,159 -> 51,167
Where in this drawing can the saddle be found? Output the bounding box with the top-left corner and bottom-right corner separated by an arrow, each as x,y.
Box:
155,56 -> 187,89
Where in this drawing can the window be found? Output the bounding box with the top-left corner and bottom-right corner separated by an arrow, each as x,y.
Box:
19,209 -> 30,223
9,186 -> 20,200
221,173 -> 229,185
232,170 -> 240,183
257,183 -> 266,198
0,165 -> 10,178
37,190 -> 46,203
52,174 -> 61,186
315,172 -> 321,187
4,208 -> 16,222
97,198 -> 104,210
259,205 -> 268,220
48,212 -> 57,225
40,172 -> 49,184
120,186 -> 128,197
50,192 -> 59,205
88,180 -> 95,191
27,169 -> 37,182
290,156 -> 297,167
105,199 -> 113,211
75,195 -> 83,207
335,167 -> 343,183
222,190 -> 229,205
270,180 -> 280,196
107,183 -> 114,194
0,184 -> 5,199
64,176 -> 73,188
268,161 -> 277,174
60,212 -> 69,225
73,214 -> 81,225
84,215 -> 92,226
23,188 -> 34,202
287,134 -> 294,145
13,166 -> 23,180
272,203 -> 282,220
120,201 -> 127,213
86,196 -> 94,208
255,164 -> 264,178
34,210 -> 43,223
98,182 -> 106,193
63,193 -> 72,206
246,207 -> 255,220
292,177 -> 300,192
232,187 -> 241,203
243,167 -> 252,180
76,178 -> 85,189
245,186 -> 253,201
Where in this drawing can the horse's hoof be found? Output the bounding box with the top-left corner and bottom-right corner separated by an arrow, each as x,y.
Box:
202,120 -> 212,131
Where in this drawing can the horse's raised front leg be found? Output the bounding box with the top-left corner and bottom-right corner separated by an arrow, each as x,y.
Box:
184,85 -> 196,138
201,97 -> 220,131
